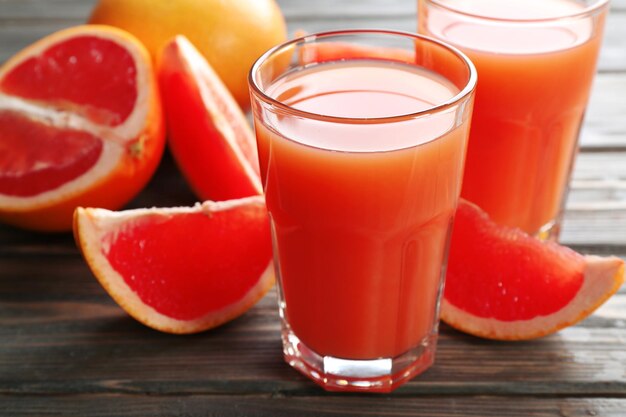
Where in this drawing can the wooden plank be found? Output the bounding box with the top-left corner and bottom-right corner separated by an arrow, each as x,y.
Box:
0,1 -> 623,414
0,3 -> 624,149
2,394 -> 626,417
0,1 -> 625,72
556,153 -> 626,244
279,0 -> 626,15
2,151 -> 626,251
0,44 -> 622,154
568,180 -> 626,205
561,207 -> 626,245
1,0 -> 625,20
1,256 -> 625,397
283,6 -> 626,73
571,152 -> 626,182
0,0 -> 96,20
581,74 -> 626,149
281,13 -> 626,73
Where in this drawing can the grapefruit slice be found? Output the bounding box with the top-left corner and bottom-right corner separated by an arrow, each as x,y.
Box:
0,25 -> 165,232
74,196 -> 274,334
442,200 -> 625,340
158,36 -> 262,201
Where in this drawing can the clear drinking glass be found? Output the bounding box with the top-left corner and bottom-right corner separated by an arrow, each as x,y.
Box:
248,30 -> 476,392
419,0 -> 610,240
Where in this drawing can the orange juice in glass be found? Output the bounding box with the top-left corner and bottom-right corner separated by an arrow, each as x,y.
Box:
419,0 -> 609,238
249,30 -> 476,392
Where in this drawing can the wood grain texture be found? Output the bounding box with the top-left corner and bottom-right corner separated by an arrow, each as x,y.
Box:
4,151 -> 626,250
581,74 -> 626,149
0,150 -> 621,252
0,0 -> 625,72
0,0 -> 625,415
1,256 -> 625,398
2,395 -> 626,417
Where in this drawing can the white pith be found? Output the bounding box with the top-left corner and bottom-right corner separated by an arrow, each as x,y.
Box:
0,26 -> 152,210
82,195 -> 265,224
76,195 -> 272,334
175,36 -> 263,194
442,255 -> 625,340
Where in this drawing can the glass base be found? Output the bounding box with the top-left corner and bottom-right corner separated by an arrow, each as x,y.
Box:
281,325 -> 437,393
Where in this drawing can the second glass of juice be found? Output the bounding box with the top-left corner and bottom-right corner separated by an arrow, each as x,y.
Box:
419,0 -> 609,239
249,30 -> 476,392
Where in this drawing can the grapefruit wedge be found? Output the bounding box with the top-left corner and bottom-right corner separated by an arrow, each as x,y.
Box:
74,196 -> 273,334
158,36 -> 262,201
0,25 -> 165,232
443,200 -> 625,340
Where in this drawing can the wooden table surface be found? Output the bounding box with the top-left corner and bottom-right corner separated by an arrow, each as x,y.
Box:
2,0 -> 626,415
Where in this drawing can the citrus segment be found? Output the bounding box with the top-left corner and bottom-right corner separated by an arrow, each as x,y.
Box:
0,25 -> 165,231
74,196 -> 274,334
88,0 -> 287,109
158,36 -> 262,201
0,110 -> 102,197
442,200 -> 625,340
446,200 -> 586,321
0,35 -> 137,126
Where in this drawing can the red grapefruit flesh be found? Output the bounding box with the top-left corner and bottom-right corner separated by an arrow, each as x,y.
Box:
0,25 -> 165,231
1,35 -> 137,126
158,36 -> 262,201
0,111 -> 102,196
74,196 -> 273,334
442,200 -> 625,340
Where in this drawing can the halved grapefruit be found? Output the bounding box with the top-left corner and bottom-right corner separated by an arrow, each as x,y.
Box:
0,25 -> 165,232
73,196 -> 273,334
158,36 -> 262,202
442,200 -> 625,340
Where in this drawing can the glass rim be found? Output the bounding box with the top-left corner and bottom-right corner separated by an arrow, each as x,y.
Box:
248,29 -> 477,124
424,0 -> 610,24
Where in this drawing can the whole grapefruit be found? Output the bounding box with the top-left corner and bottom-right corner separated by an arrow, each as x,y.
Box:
88,0 -> 287,109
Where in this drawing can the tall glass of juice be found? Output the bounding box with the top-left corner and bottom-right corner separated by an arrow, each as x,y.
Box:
248,30 -> 476,392
419,0 -> 609,239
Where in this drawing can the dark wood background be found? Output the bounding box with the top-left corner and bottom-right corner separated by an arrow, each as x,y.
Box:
1,0 -> 625,415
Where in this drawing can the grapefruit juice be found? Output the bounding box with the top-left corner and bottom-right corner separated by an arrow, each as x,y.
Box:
419,0 -> 609,237
249,31 -> 476,392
